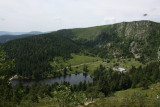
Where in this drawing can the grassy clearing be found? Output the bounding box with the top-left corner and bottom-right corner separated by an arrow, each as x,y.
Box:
71,25 -> 110,40
69,61 -> 104,75
88,83 -> 160,107
50,54 -> 143,77
50,54 -> 102,75
106,58 -> 143,70
66,54 -> 101,66
50,54 -> 101,68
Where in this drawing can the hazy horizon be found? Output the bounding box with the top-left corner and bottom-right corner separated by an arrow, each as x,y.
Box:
0,0 -> 160,32
0,20 -> 159,33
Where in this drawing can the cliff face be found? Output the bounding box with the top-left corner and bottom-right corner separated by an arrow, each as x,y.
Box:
158,47 -> 160,59
115,21 -> 160,62
81,20 -> 160,62
114,21 -> 155,60
116,21 -> 151,39
54,20 -> 160,62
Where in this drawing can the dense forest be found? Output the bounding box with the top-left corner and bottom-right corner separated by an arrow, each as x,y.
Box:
0,20 -> 160,106
2,34 -> 79,79
1,46 -> 160,106
1,21 -> 160,79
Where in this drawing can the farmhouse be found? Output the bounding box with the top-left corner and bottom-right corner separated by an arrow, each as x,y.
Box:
118,68 -> 126,72
114,66 -> 126,72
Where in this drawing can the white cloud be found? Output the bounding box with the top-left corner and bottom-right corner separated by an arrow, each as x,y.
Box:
0,0 -> 160,32
103,17 -> 116,25
0,18 -> 5,21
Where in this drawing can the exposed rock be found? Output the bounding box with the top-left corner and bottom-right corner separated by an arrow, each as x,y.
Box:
129,41 -> 140,58
107,43 -> 111,47
158,47 -> 160,58
116,21 -> 152,40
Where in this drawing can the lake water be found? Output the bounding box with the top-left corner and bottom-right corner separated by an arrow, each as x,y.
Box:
11,73 -> 93,86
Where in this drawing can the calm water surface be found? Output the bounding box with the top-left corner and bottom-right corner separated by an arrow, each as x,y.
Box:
11,73 -> 93,86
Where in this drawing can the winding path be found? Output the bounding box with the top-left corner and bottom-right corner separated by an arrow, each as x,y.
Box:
56,61 -> 101,72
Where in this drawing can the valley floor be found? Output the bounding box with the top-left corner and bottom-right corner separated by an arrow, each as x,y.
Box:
49,54 -> 142,78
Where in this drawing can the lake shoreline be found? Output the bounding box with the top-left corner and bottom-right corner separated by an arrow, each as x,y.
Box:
9,72 -> 92,81
10,73 -> 93,86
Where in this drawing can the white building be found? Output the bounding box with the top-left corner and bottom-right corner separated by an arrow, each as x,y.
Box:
118,68 -> 126,72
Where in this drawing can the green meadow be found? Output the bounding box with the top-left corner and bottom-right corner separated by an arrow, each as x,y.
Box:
50,54 -> 143,76
87,83 -> 160,107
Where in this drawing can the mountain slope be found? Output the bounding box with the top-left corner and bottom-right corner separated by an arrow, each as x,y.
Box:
1,20 -> 160,79
93,21 -> 160,62
55,20 -> 160,63
2,34 -> 79,79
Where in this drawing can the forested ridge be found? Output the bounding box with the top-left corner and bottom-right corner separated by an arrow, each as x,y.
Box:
1,20 -> 160,79
2,34 -> 79,79
1,47 -> 160,106
1,20 -> 160,106
54,21 -> 160,63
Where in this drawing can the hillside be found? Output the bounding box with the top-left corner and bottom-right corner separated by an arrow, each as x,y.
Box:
18,82 -> 160,107
14,61 -> 160,107
1,20 -> 160,79
2,34 -> 79,79
86,83 -> 160,107
55,20 -> 160,63
1,21 -> 160,106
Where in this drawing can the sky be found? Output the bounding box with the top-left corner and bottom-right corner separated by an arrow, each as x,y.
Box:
0,0 -> 160,32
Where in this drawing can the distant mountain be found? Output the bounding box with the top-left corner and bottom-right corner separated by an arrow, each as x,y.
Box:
0,31 -> 26,36
26,31 -> 43,35
0,31 -> 43,36
0,31 -> 43,43
0,34 -> 33,43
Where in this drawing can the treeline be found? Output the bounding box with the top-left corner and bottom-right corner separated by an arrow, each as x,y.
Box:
2,34 -> 79,79
1,47 -> 160,106
88,61 -> 160,97
68,61 -> 160,98
4,61 -> 160,106
0,48 -> 85,107
0,81 -> 87,107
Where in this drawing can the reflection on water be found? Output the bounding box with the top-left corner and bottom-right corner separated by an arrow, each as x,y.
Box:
11,73 -> 93,86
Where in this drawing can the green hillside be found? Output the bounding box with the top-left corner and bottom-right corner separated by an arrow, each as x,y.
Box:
1,44 -> 160,107
88,83 -> 160,107
55,25 -> 111,41
18,83 -> 160,107
2,34 -> 79,79
51,53 -> 101,67
1,20 -> 160,79
56,20 -> 160,63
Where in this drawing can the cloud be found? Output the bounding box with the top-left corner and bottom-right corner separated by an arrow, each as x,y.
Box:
103,17 -> 116,25
0,18 -> 5,21
0,0 -> 160,32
